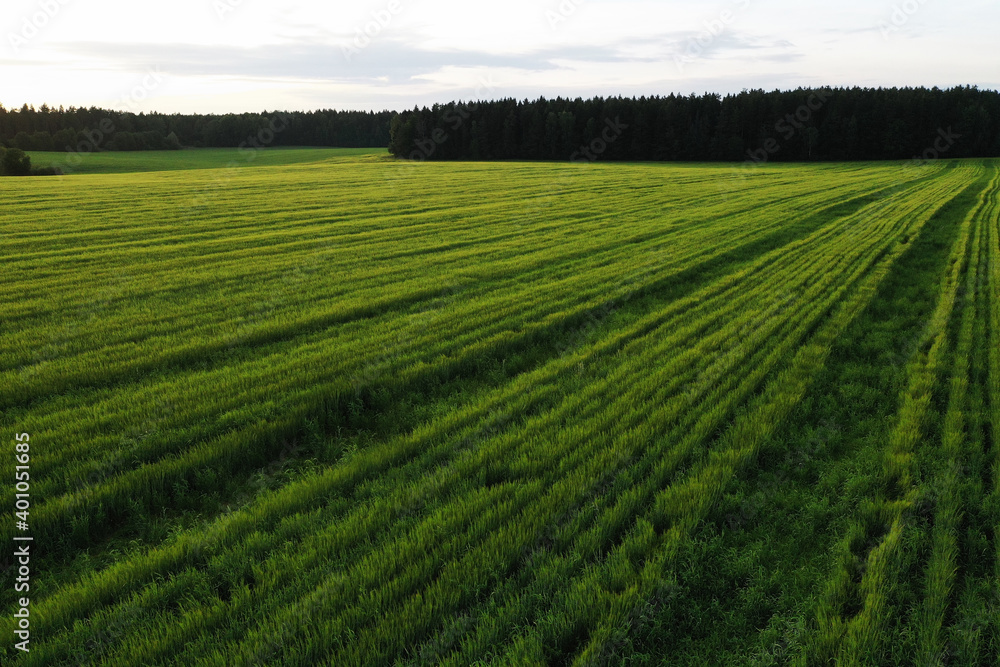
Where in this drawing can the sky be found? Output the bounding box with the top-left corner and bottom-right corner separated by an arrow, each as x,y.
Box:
2,0 -> 998,114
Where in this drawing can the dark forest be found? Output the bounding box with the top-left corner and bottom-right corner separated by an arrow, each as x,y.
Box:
388,86 -> 1000,163
3,86 -> 998,164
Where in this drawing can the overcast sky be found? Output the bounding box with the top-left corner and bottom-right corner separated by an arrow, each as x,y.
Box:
2,0 -> 998,113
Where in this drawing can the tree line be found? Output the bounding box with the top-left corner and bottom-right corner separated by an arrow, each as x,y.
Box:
388,86 -> 1000,163
5,86 -> 998,168
0,105 -> 395,153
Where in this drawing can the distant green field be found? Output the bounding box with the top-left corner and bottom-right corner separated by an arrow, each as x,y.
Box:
2,151 -> 998,665
28,147 -> 383,174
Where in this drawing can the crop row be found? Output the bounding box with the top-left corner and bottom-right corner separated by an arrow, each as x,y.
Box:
0,163 -> 931,559
796,163 -> 997,665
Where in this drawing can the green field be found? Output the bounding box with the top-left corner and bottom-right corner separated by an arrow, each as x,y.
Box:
30,147 -> 382,174
2,149 -> 999,665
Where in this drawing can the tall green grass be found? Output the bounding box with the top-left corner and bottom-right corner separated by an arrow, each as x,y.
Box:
1,152 -> 996,665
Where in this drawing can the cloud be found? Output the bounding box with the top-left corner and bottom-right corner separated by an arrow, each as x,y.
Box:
56,30 -> 798,85
5,0 -> 995,114
56,39 -> 580,83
